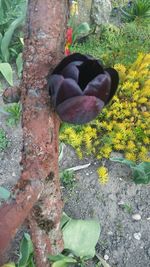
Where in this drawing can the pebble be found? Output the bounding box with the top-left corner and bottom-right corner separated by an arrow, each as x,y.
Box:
147,217 -> 150,221
133,232 -> 141,240
132,214 -> 141,221
12,172 -> 16,177
118,200 -> 125,206
104,254 -> 109,261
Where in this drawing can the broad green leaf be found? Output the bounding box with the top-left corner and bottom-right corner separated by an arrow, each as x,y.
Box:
132,162 -> 150,184
1,263 -> 16,267
0,63 -> 13,86
16,53 -> 23,78
52,258 -> 76,267
63,219 -> 100,258
0,186 -> 10,200
1,0 -> 27,62
1,16 -> 23,62
73,22 -> 90,43
110,157 -> 136,167
18,233 -> 34,267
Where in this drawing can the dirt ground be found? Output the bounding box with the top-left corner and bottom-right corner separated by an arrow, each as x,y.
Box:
0,89 -> 150,267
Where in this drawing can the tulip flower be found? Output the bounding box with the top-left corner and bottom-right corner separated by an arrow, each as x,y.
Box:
48,53 -> 119,124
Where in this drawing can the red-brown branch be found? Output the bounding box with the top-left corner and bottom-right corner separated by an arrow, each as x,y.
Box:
0,0 -> 68,265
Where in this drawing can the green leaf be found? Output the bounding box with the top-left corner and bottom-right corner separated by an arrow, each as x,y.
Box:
52,260 -> 73,267
48,254 -> 76,267
16,53 -> 23,78
110,157 -> 136,167
62,218 -> 100,259
0,63 -> 13,86
60,212 -> 71,229
1,0 -> 27,62
132,162 -> 150,184
0,186 -> 10,201
18,233 -> 34,267
73,22 -> 90,43
1,263 -> 16,267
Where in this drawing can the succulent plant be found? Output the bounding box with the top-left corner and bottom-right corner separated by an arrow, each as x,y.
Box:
48,53 -> 119,124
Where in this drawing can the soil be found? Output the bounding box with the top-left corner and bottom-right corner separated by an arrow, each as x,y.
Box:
0,85 -> 150,267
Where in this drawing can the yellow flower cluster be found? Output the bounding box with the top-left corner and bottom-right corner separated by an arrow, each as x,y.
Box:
60,53 -> 150,162
97,166 -> 109,184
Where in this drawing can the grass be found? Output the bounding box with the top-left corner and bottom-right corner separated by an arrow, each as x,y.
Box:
73,22 -> 150,66
60,169 -> 75,189
5,103 -> 21,126
0,128 -> 9,151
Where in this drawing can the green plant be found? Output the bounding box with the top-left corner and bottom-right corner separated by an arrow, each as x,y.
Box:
73,22 -> 150,66
0,0 -> 27,62
0,128 -> 9,151
60,169 -> 75,189
17,233 -> 35,267
48,213 -> 101,267
121,0 -> 150,22
0,62 -> 13,85
111,158 -> 150,184
5,103 -> 21,126
122,203 -> 133,214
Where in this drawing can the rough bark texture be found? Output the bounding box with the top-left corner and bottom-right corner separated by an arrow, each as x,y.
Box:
0,0 -> 68,265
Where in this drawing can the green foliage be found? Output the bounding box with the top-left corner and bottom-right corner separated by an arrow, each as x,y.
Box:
0,186 -> 10,203
5,103 -> 21,126
60,170 -> 75,189
122,204 -> 133,214
17,233 -> 35,267
48,213 -> 101,267
16,52 -> 23,78
0,0 -> 27,62
121,0 -> 150,22
0,128 -> 9,151
111,158 -> 150,184
68,15 -> 90,44
73,22 -> 150,66
0,62 -> 13,85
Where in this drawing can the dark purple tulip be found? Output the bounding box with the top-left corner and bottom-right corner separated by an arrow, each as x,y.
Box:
48,53 -> 119,124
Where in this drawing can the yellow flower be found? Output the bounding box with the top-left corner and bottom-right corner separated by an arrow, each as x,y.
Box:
138,97 -> 148,104
97,166 -> 109,184
125,152 -> 136,161
114,63 -> 126,80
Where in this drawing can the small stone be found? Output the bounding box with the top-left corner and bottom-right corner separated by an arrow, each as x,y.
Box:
147,217 -> 150,221
118,200 -> 125,206
133,232 -> 141,240
132,214 -> 141,221
86,173 -> 89,176
108,231 -> 113,236
104,254 -> 109,261
12,172 -> 16,177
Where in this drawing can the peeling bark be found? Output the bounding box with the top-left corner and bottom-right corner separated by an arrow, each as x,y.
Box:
0,0 -> 68,265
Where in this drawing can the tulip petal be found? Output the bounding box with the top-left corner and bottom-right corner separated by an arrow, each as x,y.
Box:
105,68 -> 119,104
53,53 -> 88,74
84,74 -> 111,103
60,62 -> 79,82
48,74 -> 64,105
56,95 -> 104,124
78,60 -> 104,90
56,78 -> 83,106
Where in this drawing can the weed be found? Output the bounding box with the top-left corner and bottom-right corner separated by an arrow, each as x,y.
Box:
60,169 -> 75,189
5,103 -> 21,126
122,203 -> 133,214
0,128 -> 9,151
